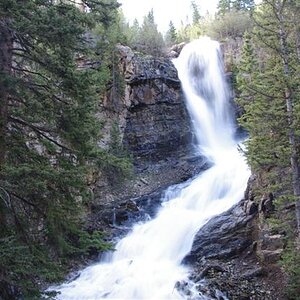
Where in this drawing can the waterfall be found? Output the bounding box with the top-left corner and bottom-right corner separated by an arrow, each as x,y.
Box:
49,37 -> 250,300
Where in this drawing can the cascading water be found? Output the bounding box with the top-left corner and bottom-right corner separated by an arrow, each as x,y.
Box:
49,37 -> 250,300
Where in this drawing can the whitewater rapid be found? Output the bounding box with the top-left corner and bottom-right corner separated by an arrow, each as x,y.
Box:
49,37 -> 250,300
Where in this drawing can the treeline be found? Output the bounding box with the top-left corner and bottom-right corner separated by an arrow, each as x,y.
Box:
0,0 -> 130,298
113,0 -> 254,57
174,0 -> 254,43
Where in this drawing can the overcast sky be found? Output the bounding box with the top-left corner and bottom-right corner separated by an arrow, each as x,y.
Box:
118,0 -> 219,33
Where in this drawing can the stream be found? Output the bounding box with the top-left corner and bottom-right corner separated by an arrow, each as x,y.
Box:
49,37 -> 250,300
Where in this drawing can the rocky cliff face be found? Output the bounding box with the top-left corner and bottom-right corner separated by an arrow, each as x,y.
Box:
177,176 -> 286,300
88,46 -> 207,233
114,45 -> 192,168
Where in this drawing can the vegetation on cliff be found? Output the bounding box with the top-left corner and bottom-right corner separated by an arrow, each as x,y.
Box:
235,0 -> 300,298
0,0 -> 131,297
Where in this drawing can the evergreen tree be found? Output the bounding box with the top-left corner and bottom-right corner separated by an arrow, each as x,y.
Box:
210,10 -> 252,40
232,0 -> 255,11
176,21 -> 191,43
217,0 -> 231,15
217,0 -> 255,15
127,18 -> 141,50
135,9 -> 165,56
237,2 -> 300,295
253,0 -> 300,238
236,31 -> 259,106
191,1 -> 201,25
236,0 -> 300,265
0,0 -> 130,297
165,21 -> 177,46
147,8 -> 155,24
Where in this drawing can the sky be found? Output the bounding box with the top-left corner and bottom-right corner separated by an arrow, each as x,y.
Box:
118,0 -> 219,33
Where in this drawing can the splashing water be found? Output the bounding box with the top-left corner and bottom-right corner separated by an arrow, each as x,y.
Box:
48,37 -> 250,299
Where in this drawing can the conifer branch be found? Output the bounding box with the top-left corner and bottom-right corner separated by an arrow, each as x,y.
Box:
8,117 -> 75,153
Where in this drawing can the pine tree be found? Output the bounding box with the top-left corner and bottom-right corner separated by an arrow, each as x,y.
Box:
237,2 -> 300,295
165,21 -> 177,46
191,1 -> 201,25
233,0 -> 255,11
135,9 -> 165,56
0,0 -> 131,297
217,0 -> 255,15
253,0 -> 300,239
237,0 -> 300,250
236,31 -> 259,107
217,0 -> 232,15
126,18 -> 141,50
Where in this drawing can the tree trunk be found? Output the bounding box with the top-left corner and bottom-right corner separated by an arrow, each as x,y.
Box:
278,5 -> 300,241
0,19 -> 13,167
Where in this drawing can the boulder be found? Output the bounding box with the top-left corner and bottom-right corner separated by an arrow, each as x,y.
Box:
183,200 -> 256,263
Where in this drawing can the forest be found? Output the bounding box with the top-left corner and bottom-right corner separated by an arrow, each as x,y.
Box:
0,0 -> 299,299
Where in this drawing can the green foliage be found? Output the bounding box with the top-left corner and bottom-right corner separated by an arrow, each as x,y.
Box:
138,9 -> 165,56
175,7 -> 252,43
109,122 -> 126,157
123,9 -> 165,56
0,0 -> 132,297
165,21 -> 177,46
77,230 -> 113,254
176,23 -> 192,43
281,244 -> 300,299
235,4 -> 300,297
217,0 -> 255,15
125,18 -> 141,49
98,122 -> 133,183
176,21 -> 205,43
235,0 -> 299,195
191,1 -> 201,25
217,0 -> 232,15
208,10 -> 252,40
0,235 -> 64,298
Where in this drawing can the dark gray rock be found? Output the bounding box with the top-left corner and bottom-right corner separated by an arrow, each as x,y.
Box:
245,201 -> 258,215
86,186 -> 169,239
183,200 -> 256,263
185,176 -> 286,300
123,54 -> 192,168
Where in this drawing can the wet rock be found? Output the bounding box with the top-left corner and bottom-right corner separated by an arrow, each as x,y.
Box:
183,200 -> 256,263
97,44 -> 192,173
175,280 -> 192,296
186,176 -> 287,300
86,186 -> 168,238
200,264 -> 226,278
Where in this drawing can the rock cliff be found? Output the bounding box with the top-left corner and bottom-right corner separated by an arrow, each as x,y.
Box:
179,176 -> 286,300
88,46 -> 207,234
109,45 -> 192,168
